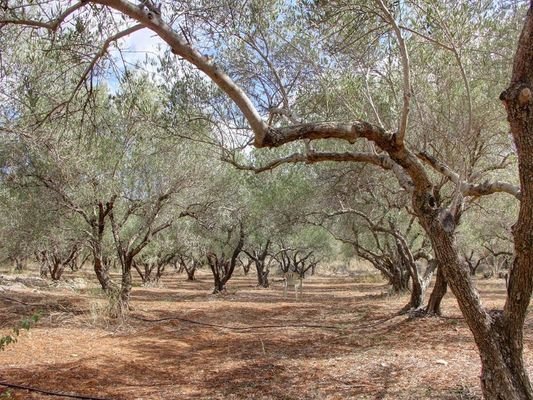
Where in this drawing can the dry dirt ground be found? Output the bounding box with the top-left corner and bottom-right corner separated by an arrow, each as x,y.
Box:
0,269 -> 531,400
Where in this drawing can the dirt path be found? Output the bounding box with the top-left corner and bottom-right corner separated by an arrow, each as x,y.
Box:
0,272 -> 529,399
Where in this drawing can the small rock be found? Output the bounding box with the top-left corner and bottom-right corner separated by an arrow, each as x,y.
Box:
435,359 -> 448,366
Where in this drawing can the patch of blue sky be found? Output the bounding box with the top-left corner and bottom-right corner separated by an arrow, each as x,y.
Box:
106,28 -> 167,93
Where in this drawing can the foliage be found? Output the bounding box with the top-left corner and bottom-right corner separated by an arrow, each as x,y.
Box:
0,312 -> 40,351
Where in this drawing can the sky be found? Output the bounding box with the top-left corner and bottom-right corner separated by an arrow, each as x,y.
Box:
121,28 -> 166,65
105,27 -> 166,92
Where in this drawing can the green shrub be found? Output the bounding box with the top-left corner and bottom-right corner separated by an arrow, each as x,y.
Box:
0,312 -> 40,351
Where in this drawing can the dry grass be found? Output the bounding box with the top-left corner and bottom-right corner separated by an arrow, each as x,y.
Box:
0,269 -> 529,400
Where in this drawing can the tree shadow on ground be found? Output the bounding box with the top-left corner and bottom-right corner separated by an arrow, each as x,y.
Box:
0,275 -> 507,400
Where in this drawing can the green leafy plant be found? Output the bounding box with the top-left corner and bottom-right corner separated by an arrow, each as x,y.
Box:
0,312 -> 40,351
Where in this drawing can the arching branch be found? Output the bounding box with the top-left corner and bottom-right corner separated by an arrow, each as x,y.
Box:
223,150 -> 415,193
91,0 -> 268,142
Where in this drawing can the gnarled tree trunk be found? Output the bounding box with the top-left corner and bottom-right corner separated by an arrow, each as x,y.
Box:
416,191 -> 533,399
119,255 -> 134,309
394,234 -> 436,312
255,260 -> 270,288
207,226 -> 245,294
90,199 -> 116,293
245,241 -> 271,288
387,261 -> 410,293
93,248 -> 114,292
425,264 -> 447,315
474,4 -> 533,398
185,261 -> 199,281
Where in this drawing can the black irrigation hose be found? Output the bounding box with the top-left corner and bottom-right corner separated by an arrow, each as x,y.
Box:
132,314 -> 345,331
132,312 -> 428,334
0,380 -> 114,400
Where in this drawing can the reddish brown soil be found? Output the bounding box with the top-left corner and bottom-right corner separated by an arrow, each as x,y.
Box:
0,271 -> 531,400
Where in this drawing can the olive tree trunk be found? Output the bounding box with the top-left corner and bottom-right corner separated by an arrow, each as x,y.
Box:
425,265 -> 447,316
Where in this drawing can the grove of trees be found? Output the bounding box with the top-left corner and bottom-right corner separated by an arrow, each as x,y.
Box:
0,1 -> 532,398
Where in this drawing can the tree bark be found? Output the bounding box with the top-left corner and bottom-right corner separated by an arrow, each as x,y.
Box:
245,241 -> 271,288
93,251 -> 114,292
388,265 -> 409,293
425,265 -> 447,315
186,272 -> 195,281
255,260 -> 270,288
212,276 -> 226,294
186,259 -> 199,281
477,311 -> 533,399
417,200 -> 533,399
119,256 -> 133,310
478,3 -> 533,398
49,259 -> 64,281
241,259 -> 252,276
186,266 -> 196,281
208,225 -> 244,293
90,199 -> 116,292
407,277 -> 424,309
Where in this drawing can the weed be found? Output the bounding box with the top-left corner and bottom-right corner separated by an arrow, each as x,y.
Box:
88,289 -> 129,328
0,312 -> 41,351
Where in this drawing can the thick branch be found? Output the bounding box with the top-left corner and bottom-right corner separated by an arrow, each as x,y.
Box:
258,120 -> 431,195
259,121 -> 391,148
226,150 -> 391,172
91,0 -> 268,141
224,149 -> 415,192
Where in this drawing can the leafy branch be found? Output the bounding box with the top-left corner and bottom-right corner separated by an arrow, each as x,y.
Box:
0,312 -> 41,351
